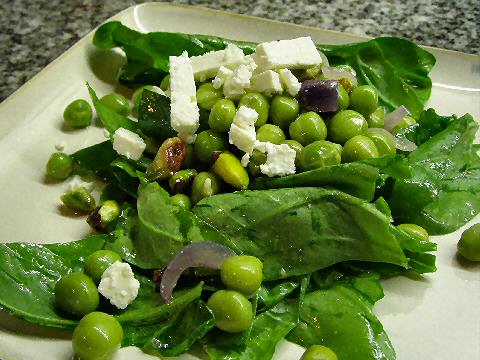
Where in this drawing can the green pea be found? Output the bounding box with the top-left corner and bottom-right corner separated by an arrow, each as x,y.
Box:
213,152 -> 249,190
61,187 -> 96,212
392,115 -> 417,134
397,224 -> 429,242
169,169 -> 197,194
269,95 -> 299,129
207,290 -> 253,333
337,83 -> 349,111
300,140 -> 342,171
194,130 -> 229,163
72,312 -> 123,360
256,124 -> 286,144
342,135 -> 379,162
221,255 -> 263,296
183,144 -> 196,169
349,85 -> 378,116
100,93 -> 130,116
84,250 -> 122,284
367,106 -> 386,128
289,112 -> 328,146
247,150 -> 267,177
208,99 -> 237,132
300,345 -> 338,360
170,194 -> 192,211
191,172 -> 222,205
160,75 -> 170,91
283,140 -> 304,168
196,83 -> 223,110
46,152 -> 73,180
366,131 -> 397,156
55,272 -> 99,317
63,99 -> 93,128
328,110 -> 367,144
457,223 -> 480,261
132,85 -> 156,110
238,92 -> 269,127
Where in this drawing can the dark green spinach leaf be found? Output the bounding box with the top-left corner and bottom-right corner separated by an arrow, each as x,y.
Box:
193,187 -> 434,280
386,113 -> 480,234
287,278 -> 395,360
87,84 -> 138,134
138,90 -> 176,142
0,236 -> 106,328
251,162 -> 380,201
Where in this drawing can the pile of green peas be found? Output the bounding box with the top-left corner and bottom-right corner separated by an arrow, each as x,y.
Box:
159,68 -> 419,209
207,255 -> 263,333
54,249 -> 124,360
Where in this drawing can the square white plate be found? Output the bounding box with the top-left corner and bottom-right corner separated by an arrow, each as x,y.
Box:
0,3 -> 479,360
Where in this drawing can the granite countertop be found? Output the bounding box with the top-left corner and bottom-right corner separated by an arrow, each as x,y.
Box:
1,0 -> 478,101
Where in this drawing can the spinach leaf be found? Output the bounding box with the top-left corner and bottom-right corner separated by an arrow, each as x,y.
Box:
258,279 -> 302,311
251,162 -> 379,201
138,90 -> 176,142
287,279 -> 395,360
386,113 -> 480,234
107,182 -> 228,269
204,299 -> 299,360
93,21 -> 256,87
87,84 -> 138,134
144,300 -> 215,357
319,37 -> 435,117
0,236 -> 106,328
193,187 -> 434,280
71,140 -> 118,181
92,22 -> 434,115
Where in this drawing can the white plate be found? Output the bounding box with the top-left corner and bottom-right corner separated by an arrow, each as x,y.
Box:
0,3 -> 479,360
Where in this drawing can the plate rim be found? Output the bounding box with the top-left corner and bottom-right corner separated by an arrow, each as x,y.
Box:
2,2 -> 479,110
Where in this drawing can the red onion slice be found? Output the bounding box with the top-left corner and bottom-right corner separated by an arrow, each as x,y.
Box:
368,128 -> 417,152
321,66 -> 358,88
299,79 -> 339,113
384,106 -> 410,132
160,242 -> 236,303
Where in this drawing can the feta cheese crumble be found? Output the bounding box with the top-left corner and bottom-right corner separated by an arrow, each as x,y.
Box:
223,63 -> 256,100
191,44 -> 246,82
212,66 -> 234,89
112,127 -> 146,161
98,261 -> 140,310
278,69 -> 301,96
228,106 -> 258,155
254,37 -> 322,71
256,142 -> 296,177
250,70 -> 283,97
169,51 -> 200,144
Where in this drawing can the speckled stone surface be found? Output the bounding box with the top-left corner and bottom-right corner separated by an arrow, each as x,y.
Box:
1,0 -> 479,101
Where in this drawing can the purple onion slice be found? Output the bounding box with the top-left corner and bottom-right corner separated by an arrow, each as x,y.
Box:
322,66 -> 357,88
160,242 -> 236,303
384,105 -> 410,132
368,127 -> 417,152
299,79 -> 339,113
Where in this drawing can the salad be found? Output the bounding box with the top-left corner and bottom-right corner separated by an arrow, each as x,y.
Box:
0,19 -> 479,360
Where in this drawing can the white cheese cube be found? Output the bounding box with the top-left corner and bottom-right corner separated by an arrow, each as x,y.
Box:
223,63 -> 255,100
98,262 -> 140,310
254,37 -> 321,70
278,69 -> 301,96
191,44 -> 246,82
229,106 -> 258,154
250,70 -> 283,97
112,127 -> 146,161
241,153 -> 250,167
169,52 -> 199,144
257,142 -> 296,177
212,66 -> 234,89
